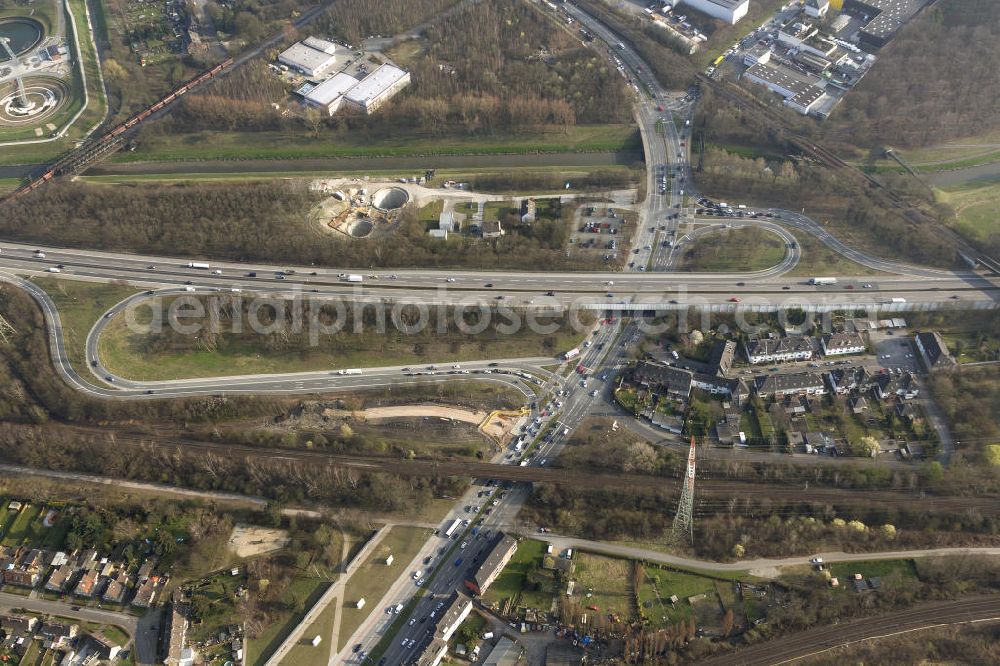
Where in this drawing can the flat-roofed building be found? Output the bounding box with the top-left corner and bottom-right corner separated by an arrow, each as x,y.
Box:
845,0 -> 931,48
302,72 -> 359,115
343,64 -> 411,114
676,0 -> 750,25
743,63 -> 827,115
278,42 -> 337,77
465,534 -> 517,596
436,593 -> 473,642
302,36 -> 338,54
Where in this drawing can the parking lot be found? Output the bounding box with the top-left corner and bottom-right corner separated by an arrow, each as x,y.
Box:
569,206 -> 634,264
872,330 -> 922,373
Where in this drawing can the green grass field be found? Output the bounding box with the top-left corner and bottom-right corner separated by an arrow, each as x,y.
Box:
573,552 -> 634,620
112,125 -> 640,163
827,558 -> 918,583
787,232 -> 889,277
935,176 -> 1000,242
36,278 -> 142,377
281,600 -> 337,666
339,526 -> 432,650
247,577 -> 332,666
676,227 -> 786,272
2,503 -> 43,546
482,538 -> 550,610
97,301 -> 583,381
636,564 -> 718,627
853,131 -> 1000,174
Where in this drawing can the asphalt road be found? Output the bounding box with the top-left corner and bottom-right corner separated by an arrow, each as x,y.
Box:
700,595 -> 1000,666
1,242 -> 994,309
0,591 -> 161,666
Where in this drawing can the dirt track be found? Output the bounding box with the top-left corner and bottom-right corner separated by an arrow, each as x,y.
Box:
358,405 -> 486,424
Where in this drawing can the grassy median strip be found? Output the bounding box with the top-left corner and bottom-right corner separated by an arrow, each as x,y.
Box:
338,526 -> 432,651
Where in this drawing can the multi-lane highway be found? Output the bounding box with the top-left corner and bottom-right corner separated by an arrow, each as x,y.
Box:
1,241 -> 995,308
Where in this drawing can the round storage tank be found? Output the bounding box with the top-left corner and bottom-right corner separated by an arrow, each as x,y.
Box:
372,187 -> 409,211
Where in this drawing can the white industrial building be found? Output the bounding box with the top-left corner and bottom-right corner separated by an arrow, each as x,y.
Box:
278,42 -> 337,77
675,0 -> 750,25
743,63 -> 827,115
343,63 -> 411,114
302,72 -> 361,115
302,36 -> 338,54
804,0 -> 831,18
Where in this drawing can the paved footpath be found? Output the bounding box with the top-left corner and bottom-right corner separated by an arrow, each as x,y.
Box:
538,535 -> 1000,578
264,527 -> 389,666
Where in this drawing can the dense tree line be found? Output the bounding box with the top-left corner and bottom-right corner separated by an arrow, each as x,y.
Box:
314,0 -> 461,46
575,0 -> 696,90
170,0 -> 631,136
3,181 -> 608,270
523,484 -> 1000,561
822,0 -> 1000,148
693,89 -> 957,267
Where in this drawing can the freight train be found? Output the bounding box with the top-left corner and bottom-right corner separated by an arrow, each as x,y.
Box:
2,58 -> 234,204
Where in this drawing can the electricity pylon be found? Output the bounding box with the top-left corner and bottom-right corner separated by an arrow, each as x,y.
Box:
671,436 -> 697,546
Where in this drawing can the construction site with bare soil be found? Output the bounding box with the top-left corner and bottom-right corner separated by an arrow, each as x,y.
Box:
310,180 -> 411,239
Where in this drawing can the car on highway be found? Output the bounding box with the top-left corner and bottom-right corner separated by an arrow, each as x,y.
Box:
728,297 -> 740,302
446,277 -> 456,282
484,283 -> 493,287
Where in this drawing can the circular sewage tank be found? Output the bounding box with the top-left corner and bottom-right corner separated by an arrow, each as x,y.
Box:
345,218 -> 374,237
372,187 -> 409,211
0,18 -> 44,59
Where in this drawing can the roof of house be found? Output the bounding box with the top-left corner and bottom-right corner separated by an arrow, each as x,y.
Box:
707,340 -> 736,376
481,219 -> 503,234
915,331 -> 954,367
633,362 -> 693,395
823,332 -> 865,350
754,371 -> 825,395
745,336 -> 814,358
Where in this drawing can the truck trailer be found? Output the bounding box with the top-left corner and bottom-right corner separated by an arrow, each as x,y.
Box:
809,277 -> 838,285
187,262 -> 210,269
342,274 -> 363,283
443,519 -> 461,539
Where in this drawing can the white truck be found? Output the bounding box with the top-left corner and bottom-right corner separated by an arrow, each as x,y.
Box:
563,348 -> 580,360
890,297 -> 907,304
187,262 -> 210,269
342,274 -> 363,283
443,519 -> 461,539
338,369 -> 363,375
809,277 -> 838,286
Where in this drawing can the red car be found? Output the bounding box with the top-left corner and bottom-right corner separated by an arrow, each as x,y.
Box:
729,297 -> 740,302
656,105 -> 664,111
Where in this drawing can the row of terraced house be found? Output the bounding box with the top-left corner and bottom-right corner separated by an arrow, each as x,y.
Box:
0,544 -> 163,608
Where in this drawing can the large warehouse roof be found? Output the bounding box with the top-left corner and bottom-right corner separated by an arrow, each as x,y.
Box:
304,72 -> 359,106
278,43 -> 336,73
345,64 -> 409,105
302,36 -> 338,55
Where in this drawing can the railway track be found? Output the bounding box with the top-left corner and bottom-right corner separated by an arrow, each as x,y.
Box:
48,425 -> 1000,515
702,595 -> 1000,666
